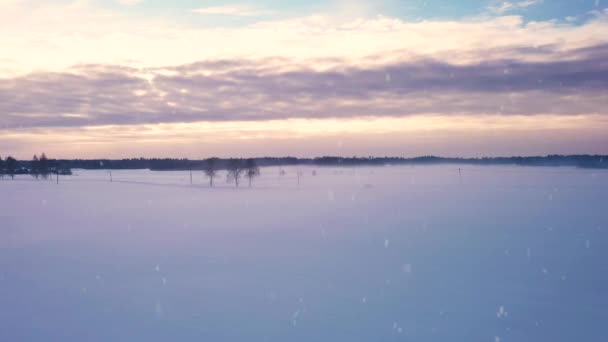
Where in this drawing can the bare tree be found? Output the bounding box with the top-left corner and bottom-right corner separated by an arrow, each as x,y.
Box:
203,158 -> 219,187
6,156 -> 17,180
227,159 -> 244,187
39,153 -> 49,179
245,159 -> 260,187
32,155 -> 40,179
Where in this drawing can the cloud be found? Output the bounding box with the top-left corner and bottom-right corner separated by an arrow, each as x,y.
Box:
0,2 -> 606,157
2,3 -> 608,76
115,0 -> 144,5
0,4 -> 607,131
0,43 -> 606,130
488,0 -> 543,14
192,5 -> 270,17
3,113 -> 607,158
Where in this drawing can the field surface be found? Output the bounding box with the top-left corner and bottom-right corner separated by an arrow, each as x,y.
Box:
1,165 -> 607,341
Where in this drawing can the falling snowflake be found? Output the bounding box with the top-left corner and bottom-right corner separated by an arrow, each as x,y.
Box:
155,301 -> 163,318
497,306 -> 508,318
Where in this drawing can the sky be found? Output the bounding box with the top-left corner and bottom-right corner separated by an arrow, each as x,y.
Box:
0,0 -> 607,159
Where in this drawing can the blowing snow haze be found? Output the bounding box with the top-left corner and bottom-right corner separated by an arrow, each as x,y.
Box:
1,1 -> 608,342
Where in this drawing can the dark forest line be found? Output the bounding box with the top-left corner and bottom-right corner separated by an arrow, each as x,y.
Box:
43,154 -> 608,170
1,154 -> 607,179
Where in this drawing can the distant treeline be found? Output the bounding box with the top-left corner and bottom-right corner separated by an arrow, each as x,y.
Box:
57,155 -> 607,170
1,154 -> 605,174
0,153 -> 73,179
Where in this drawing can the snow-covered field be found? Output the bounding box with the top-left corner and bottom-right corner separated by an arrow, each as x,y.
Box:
1,165 -> 607,342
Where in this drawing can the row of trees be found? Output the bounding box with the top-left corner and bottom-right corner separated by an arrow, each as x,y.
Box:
0,154 -> 259,187
0,156 -> 18,179
0,153 -> 72,180
203,158 -> 260,187
31,153 -> 51,179
6,155 -> 602,171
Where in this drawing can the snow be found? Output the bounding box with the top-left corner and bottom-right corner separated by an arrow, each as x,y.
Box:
0,165 -> 607,341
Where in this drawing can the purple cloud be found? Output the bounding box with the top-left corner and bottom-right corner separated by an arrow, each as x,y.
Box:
0,44 -> 607,129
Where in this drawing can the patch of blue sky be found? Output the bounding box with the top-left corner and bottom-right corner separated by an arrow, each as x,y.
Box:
102,0 -> 605,27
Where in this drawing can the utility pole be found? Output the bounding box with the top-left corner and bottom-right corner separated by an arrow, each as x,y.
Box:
110,170 -> 113,183
190,168 -> 193,186
458,168 -> 462,185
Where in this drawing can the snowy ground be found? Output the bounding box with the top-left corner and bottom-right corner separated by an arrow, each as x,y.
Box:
1,165 -> 607,342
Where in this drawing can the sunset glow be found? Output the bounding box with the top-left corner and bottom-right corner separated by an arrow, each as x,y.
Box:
1,0 -> 607,157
